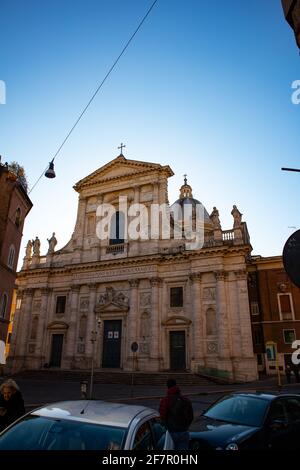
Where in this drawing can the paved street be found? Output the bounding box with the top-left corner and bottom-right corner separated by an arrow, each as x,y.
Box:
2,375 -> 300,420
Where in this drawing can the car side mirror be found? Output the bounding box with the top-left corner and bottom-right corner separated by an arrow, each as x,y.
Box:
269,419 -> 288,431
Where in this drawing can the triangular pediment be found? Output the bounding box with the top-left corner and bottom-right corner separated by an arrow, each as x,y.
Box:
94,287 -> 130,313
95,301 -> 129,313
47,321 -> 69,330
74,155 -> 173,192
162,316 -> 192,326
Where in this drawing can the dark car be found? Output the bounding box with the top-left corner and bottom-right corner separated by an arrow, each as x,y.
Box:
189,392 -> 300,450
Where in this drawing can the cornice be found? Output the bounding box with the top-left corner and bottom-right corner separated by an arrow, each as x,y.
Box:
16,243 -> 251,280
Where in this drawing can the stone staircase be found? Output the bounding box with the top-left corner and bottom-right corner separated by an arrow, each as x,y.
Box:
13,369 -> 213,386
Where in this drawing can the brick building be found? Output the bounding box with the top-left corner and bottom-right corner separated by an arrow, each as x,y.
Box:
248,255 -> 300,375
0,162 -> 32,344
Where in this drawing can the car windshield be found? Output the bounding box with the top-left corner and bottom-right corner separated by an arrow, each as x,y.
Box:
204,395 -> 268,427
0,415 -> 126,450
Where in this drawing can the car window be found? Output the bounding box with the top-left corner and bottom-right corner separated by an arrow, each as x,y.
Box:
0,416 -> 126,450
267,400 -> 288,422
285,398 -> 300,421
204,395 -> 268,427
150,418 -> 167,450
132,421 -> 155,450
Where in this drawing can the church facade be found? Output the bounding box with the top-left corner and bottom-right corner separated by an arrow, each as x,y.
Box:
8,153 -> 258,382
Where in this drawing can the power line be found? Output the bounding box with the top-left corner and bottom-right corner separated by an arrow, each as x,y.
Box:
29,0 -> 159,194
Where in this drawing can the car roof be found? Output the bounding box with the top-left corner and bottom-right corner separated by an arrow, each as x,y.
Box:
31,400 -> 158,428
231,392 -> 300,402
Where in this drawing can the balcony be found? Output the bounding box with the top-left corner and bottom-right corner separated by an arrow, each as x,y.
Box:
106,244 -> 125,255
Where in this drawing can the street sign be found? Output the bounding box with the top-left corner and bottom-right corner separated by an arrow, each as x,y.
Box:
283,229 -> 300,288
131,342 -> 138,352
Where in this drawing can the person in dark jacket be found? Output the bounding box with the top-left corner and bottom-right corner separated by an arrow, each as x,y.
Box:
0,379 -> 25,431
159,379 -> 193,450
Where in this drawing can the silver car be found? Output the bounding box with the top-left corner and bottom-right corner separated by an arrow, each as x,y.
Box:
0,400 -> 174,450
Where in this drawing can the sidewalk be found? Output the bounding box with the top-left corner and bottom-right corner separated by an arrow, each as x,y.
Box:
1,374 -> 299,411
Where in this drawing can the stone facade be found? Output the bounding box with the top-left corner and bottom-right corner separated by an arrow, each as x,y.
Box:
8,154 -> 258,382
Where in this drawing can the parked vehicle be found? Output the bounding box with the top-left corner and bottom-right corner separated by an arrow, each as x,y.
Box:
0,400 -> 174,450
189,392 -> 300,450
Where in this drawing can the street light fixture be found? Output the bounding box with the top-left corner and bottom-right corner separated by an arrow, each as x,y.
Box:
281,167 -> 300,172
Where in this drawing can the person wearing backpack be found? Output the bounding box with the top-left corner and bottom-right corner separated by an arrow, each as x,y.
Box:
159,379 -> 193,450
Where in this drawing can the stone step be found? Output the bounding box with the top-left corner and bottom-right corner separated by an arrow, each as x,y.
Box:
13,369 -> 213,386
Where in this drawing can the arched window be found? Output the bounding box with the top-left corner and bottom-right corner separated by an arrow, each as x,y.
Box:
15,208 -> 21,228
0,293 -> 8,319
206,308 -> 217,336
109,211 -> 125,245
7,245 -> 15,269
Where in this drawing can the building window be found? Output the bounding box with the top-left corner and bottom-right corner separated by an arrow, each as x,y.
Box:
250,301 -> 260,316
109,211 -> 125,245
7,332 -> 12,344
257,353 -> 263,366
253,328 -> 262,345
278,293 -> 294,320
7,245 -> 15,269
15,208 -> 21,228
206,308 -> 217,336
170,287 -> 183,307
266,343 -> 276,361
0,293 -> 8,319
56,296 -> 66,314
87,214 -> 95,236
283,329 -> 296,344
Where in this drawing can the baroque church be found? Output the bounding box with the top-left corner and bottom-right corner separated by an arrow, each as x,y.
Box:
8,152 -> 258,382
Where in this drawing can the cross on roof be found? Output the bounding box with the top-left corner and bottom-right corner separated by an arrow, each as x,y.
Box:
118,143 -> 126,155
183,174 -> 187,185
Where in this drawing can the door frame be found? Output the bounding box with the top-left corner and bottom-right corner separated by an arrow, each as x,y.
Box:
169,329 -> 187,371
49,333 -> 64,368
101,319 -> 123,369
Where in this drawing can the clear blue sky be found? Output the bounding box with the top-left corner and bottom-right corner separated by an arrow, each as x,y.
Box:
1,0 -> 300,263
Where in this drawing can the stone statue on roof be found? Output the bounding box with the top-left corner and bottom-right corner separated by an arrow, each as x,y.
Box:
210,207 -> 221,230
47,232 -> 57,254
231,205 -> 242,228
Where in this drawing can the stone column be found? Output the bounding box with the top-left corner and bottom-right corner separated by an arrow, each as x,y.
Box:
150,277 -> 161,370
215,271 -> 230,359
18,288 -> 35,359
66,285 -> 80,364
226,275 -> 242,359
85,284 -> 98,357
235,270 -> 254,357
189,273 -> 204,367
35,288 -> 51,364
158,180 -> 168,204
8,290 -> 24,358
153,182 -> 159,204
128,279 -> 140,369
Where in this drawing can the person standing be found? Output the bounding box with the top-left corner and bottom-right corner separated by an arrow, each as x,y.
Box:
159,379 -> 193,450
0,379 -> 25,431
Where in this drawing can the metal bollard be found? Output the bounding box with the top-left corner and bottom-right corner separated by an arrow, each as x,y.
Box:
80,380 -> 88,399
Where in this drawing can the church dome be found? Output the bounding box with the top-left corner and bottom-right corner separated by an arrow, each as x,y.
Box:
170,176 -> 212,227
